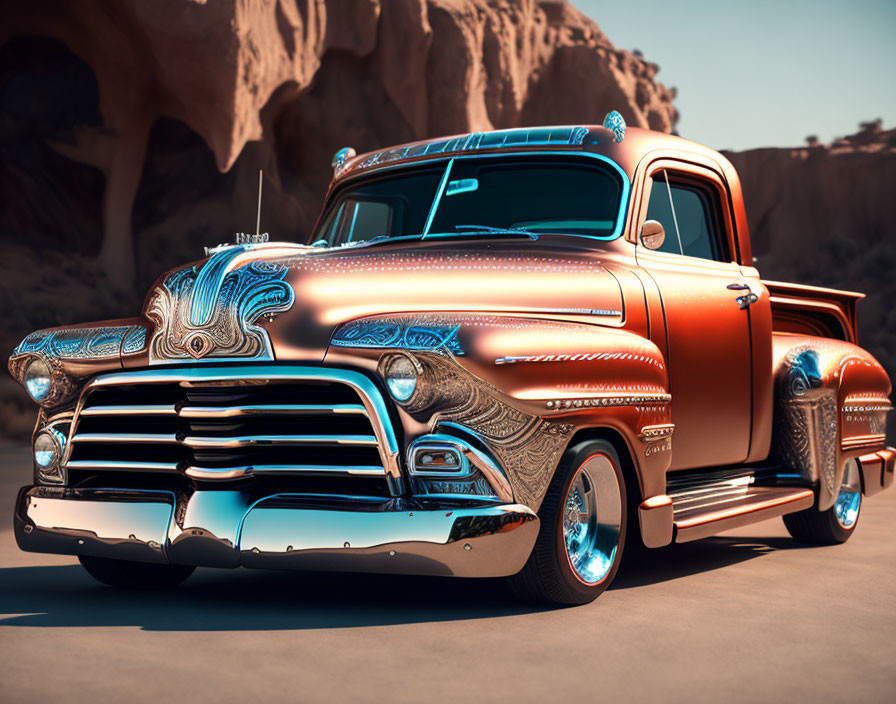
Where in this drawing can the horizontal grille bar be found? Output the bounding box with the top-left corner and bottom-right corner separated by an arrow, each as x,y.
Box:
79,403 -> 369,418
80,404 -> 176,416
184,465 -> 386,479
71,433 -> 380,447
66,460 -> 180,472
63,365 -> 401,493
182,434 -> 380,449
179,404 -> 368,418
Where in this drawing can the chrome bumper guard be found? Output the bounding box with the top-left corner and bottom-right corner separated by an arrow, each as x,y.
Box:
14,486 -> 539,578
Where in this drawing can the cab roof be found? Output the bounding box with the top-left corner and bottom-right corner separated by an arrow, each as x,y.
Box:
331,124 -> 728,185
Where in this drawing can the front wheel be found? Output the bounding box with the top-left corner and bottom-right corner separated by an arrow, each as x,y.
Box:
508,440 -> 627,605
783,458 -> 862,544
79,555 -> 196,588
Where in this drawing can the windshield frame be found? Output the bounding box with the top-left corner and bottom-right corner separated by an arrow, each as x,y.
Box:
310,150 -> 632,245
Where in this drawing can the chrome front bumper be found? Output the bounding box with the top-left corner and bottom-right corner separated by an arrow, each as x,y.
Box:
14,486 -> 539,578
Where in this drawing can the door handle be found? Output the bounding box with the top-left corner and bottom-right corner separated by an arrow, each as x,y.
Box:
728,282 -> 758,308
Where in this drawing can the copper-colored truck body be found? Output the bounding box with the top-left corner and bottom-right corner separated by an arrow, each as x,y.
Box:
9,122 -> 893,602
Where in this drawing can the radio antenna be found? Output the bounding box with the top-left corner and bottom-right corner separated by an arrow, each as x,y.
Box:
255,169 -> 263,237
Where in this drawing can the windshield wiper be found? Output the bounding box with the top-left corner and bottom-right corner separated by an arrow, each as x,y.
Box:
453,225 -> 539,240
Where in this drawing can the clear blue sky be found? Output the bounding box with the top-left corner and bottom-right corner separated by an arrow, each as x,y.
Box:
574,0 -> 895,151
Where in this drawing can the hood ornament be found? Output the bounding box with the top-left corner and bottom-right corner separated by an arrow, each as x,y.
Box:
235,232 -> 269,244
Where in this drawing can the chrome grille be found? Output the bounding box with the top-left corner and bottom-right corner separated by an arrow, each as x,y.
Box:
64,366 -> 400,493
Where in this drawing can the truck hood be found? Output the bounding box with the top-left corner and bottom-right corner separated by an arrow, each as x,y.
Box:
143,238 -> 626,364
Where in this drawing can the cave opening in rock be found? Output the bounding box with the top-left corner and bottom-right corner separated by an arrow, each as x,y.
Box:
132,116 -> 235,289
0,35 -> 105,254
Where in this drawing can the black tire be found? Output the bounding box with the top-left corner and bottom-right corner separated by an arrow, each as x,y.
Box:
783,458 -> 862,545
508,440 -> 627,605
783,501 -> 859,545
79,555 -> 196,588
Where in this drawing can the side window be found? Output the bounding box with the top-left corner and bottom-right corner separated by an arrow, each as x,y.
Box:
645,172 -> 729,261
321,199 -> 393,244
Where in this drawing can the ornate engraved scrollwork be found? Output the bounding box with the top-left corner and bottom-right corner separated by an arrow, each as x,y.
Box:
146,250 -> 294,363
771,347 -> 839,508
332,318 -> 463,355
395,352 -> 572,509
13,325 -> 146,360
9,325 -> 147,407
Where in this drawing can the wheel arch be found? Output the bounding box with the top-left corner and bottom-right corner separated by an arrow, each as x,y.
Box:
771,332 -> 892,509
566,425 -> 644,505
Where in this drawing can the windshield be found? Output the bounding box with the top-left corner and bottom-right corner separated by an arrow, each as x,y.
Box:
312,155 -> 625,245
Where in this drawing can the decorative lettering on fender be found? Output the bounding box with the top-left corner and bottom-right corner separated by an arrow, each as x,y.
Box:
640,424 -> 674,456
645,437 -> 672,457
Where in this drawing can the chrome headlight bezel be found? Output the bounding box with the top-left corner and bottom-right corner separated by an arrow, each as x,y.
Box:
23,357 -> 53,403
9,353 -> 77,408
33,424 -> 68,485
380,353 -> 423,403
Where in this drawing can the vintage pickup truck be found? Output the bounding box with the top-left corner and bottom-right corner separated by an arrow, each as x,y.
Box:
9,115 -> 894,604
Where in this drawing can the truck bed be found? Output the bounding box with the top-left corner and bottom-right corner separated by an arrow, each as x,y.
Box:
764,279 -> 864,343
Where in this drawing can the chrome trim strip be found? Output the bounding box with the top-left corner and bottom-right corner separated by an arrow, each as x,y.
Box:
64,365 -> 402,491
182,434 -> 380,448
72,432 -> 379,447
178,403 -> 368,418
184,465 -> 386,480
80,404 -> 177,416
675,488 -> 814,531
65,460 -> 180,472
79,403 -> 369,418
72,433 -> 179,444
841,434 -> 887,452
540,392 -> 671,410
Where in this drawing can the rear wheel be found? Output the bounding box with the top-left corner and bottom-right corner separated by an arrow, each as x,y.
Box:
783,458 -> 862,544
509,440 -> 626,605
79,555 -> 195,588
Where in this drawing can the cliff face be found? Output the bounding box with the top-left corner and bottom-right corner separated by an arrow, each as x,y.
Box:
726,125 -> 896,397
0,0 -> 679,435
0,0 -> 677,283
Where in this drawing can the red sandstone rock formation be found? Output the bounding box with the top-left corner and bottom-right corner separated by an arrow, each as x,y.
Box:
0,0 -> 678,290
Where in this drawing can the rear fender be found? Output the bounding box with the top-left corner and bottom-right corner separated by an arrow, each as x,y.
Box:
771,333 -> 892,508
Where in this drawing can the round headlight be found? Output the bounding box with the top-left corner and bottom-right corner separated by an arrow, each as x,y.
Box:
23,358 -> 52,403
34,427 -> 67,484
384,355 -> 419,402
34,430 -> 61,469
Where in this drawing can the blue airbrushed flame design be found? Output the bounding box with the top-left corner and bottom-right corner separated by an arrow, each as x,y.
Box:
189,245 -> 252,326
13,325 -> 147,359
332,319 -> 464,356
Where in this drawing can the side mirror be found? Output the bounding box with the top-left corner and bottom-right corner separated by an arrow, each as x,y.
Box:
639,220 -> 665,250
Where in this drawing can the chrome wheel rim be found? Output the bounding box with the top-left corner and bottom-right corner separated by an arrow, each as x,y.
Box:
834,458 -> 861,529
561,454 -> 622,585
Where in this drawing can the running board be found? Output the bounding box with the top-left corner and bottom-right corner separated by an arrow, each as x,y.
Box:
667,467 -> 815,543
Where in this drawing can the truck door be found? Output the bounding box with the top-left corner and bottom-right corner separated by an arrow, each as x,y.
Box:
636,162 -> 756,470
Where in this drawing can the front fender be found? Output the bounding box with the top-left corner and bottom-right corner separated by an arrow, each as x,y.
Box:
8,319 -> 149,408
325,313 -> 672,509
